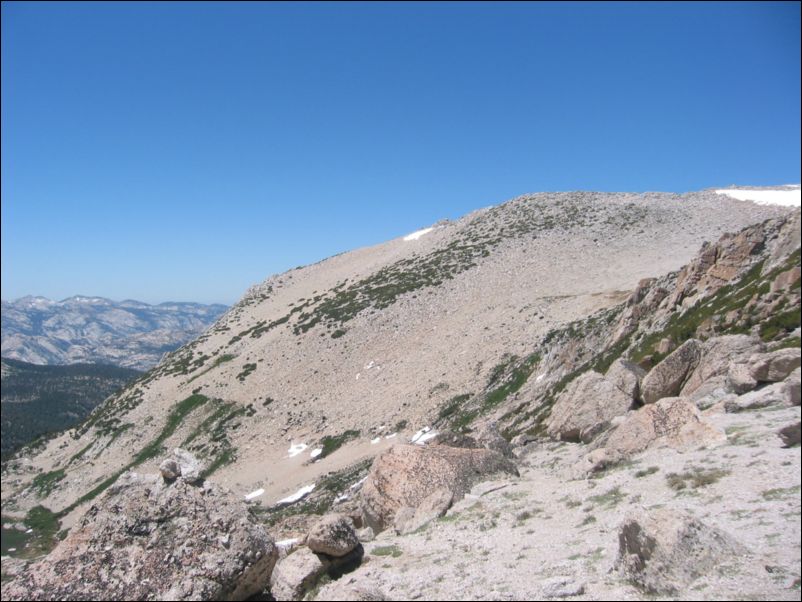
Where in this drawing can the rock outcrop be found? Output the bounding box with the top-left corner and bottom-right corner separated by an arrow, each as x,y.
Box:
546,371 -> 634,443
360,444 -> 518,532
2,459 -> 277,601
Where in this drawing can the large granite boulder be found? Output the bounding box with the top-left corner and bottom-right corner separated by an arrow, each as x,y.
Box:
617,508 -> 745,594
546,371 -> 634,443
604,397 -> 725,459
641,339 -> 702,404
360,444 -> 517,532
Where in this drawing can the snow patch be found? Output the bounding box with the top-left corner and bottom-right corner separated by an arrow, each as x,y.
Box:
403,227 -> 436,241
415,431 -> 438,445
276,483 -> 316,505
244,488 -> 264,501
310,448 -> 323,458
536,373 -> 545,382
288,443 -> 308,458
275,538 -> 300,548
385,433 -> 397,439
411,426 -> 437,444
715,188 -> 801,207
371,437 -> 381,444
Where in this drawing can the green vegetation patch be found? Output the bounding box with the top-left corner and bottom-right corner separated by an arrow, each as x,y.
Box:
186,353 -> 236,384
236,363 -> 258,382
372,544 -> 403,558
2,506 -> 61,559
31,469 -> 66,497
762,485 -> 801,501
319,430 -> 361,459
666,468 -> 729,490
588,486 -> 626,508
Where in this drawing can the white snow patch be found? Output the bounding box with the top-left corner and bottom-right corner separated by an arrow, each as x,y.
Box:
310,448 -> 323,458
355,373 -> 361,380
276,538 -> 300,548
276,483 -> 316,505
715,188 -> 801,207
371,437 -> 381,444
403,227 -> 435,241
410,426 -> 431,443
25,529 -> 33,534
536,373 -> 545,382
244,488 -> 264,501
364,360 -> 375,370
415,431 -> 438,445
287,443 -> 308,458
385,433 -> 397,439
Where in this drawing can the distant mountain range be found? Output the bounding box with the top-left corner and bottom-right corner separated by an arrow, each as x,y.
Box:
1,296 -> 227,370
1,358 -> 141,457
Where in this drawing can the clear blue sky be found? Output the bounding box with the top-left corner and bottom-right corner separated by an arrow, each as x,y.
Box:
2,2 -> 800,305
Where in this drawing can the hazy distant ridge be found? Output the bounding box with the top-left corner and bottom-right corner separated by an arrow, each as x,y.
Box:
1,296 -> 227,370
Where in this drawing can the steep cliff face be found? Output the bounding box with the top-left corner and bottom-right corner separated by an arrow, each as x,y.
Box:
1,189 -> 796,544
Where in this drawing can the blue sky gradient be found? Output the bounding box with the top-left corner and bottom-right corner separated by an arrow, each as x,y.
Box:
2,2 -> 800,304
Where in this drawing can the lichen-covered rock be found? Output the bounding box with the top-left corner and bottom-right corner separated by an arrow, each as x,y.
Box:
617,507 -> 745,594
724,383 -> 786,412
727,362 -> 758,394
682,335 -> 762,397
605,397 -> 725,458
474,422 -> 514,458
782,367 -> 801,406
1,469 -> 277,601
307,514 -> 359,558
641,339 -> 702,404
393,487 -> 453,535
777,421 -> 801,447
748,347 -> 801,383
360,444 -> 517,532
546,371 -> 634,443
315,577 -> 387,601
606,358 -> 646,401
270,544 -> 364,601
172,447 -> 204,483
432,423 -> 513,458
159,458 -> 181,481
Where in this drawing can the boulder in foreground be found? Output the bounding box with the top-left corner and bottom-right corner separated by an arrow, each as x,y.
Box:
2,458 -> 277,601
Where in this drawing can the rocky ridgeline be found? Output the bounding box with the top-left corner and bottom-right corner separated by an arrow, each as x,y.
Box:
1,297 -> 227,370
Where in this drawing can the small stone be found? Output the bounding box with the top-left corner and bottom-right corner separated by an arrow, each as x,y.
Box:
159,459 -> 181,481
541,576 -> 586,598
